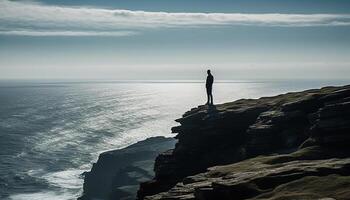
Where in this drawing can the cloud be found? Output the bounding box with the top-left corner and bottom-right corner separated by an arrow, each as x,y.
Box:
0,30 -> 137,37
1,0 -> 350,36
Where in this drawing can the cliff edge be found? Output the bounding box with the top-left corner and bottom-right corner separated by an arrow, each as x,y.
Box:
138,85 -> 350,200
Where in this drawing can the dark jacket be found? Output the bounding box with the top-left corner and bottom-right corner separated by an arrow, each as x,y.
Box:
206,74 -> 214,88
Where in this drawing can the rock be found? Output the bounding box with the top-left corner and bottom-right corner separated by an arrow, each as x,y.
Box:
281,93 -> 322,112
79,136 -> 176,200
320,88 -> 350,103
319,101 -> 350,119
144,146 -> 350,200
138,85 -> 350,200
251,175 -> 350,200
308,100 -> 350,147
138,103 -> 271,199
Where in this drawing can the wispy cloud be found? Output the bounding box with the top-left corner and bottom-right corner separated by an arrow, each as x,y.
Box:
0,30 -> 137,37
1,0 -> 350,36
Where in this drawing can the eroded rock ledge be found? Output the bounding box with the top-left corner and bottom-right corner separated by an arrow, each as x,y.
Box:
138,85 -> 350,200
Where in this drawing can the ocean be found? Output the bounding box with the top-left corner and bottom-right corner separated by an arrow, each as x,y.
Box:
0,80 -> 349,200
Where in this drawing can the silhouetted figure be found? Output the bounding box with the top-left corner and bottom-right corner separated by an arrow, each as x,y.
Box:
206,70 -> 214,105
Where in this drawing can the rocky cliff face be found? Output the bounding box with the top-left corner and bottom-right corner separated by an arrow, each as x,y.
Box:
79,136 -> 176,200
138,85 -> 350,200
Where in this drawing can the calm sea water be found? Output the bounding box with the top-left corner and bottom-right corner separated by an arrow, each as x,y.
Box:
0,80 -> 349,200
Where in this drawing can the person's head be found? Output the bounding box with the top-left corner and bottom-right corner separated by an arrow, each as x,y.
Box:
207,69 -> 211,75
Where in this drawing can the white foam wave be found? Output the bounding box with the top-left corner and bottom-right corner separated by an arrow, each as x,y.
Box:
11,168 -> 85,200
9,191 -> 75,200
42,169 -> 84,189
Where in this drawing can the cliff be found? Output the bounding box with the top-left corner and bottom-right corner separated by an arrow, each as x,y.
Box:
79,136 -> 176,200
138,85 -> 350,200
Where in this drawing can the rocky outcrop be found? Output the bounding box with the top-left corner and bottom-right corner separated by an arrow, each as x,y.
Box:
79,136 -> 176,200
145,146 -> 350,200
138,85 -> 350,200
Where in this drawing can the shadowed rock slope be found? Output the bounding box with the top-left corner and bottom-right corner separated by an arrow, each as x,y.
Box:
80,136 -> 176,200
138,85 -> 350,200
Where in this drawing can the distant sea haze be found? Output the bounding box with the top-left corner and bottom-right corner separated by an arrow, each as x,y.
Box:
0,79 -> 349,200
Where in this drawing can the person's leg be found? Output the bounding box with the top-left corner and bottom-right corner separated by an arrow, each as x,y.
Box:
206,87 -> 210,104
209,87 -> 213,105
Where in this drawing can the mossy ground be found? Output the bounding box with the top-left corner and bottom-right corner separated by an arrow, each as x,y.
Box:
251,174 -> 350,200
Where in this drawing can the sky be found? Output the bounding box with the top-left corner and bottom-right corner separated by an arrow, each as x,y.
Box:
0,0 -> 350,80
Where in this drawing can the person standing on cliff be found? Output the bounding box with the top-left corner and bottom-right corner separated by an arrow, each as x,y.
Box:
206,69 -> 214,105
